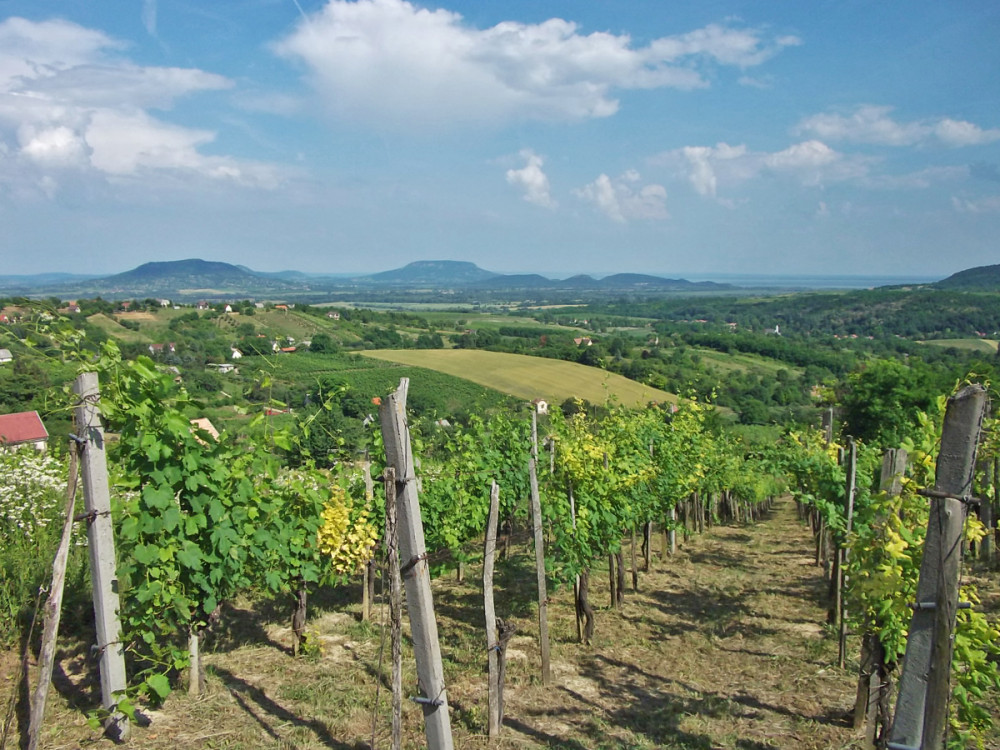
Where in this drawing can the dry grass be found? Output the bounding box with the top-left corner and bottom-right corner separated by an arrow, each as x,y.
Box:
0,498 -> 937,749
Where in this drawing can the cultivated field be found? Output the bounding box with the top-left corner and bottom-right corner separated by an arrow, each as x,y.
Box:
919,338 -> 999,353
361,349 -> 678,407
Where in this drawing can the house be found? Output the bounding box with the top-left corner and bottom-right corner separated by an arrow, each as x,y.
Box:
230,348 -> 243,360
0,411 -> 49,451
66,301 -> 81,314
274,304 -> 289,312
209,363 -> 237,374
326,311 -> 341,320
189,417 -> 220,442
197,301 -> 210,311
280,346 -> 297,354
255,302 -> 265,309
148,342 -> 176,356
224,304 -> 233,313
574,337 -> 593,347
0,349 -> 13,365
532,398 -> 549,415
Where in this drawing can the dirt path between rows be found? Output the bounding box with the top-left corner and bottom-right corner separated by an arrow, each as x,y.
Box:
5,497 -> 865,749
485,496 -> 858,749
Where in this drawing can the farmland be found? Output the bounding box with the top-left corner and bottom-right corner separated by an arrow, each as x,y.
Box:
360,348 -> 679,408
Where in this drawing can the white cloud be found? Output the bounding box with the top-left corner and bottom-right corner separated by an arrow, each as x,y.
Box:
574,170 -> 667,223
796,105 -> 1000,147
273,0 -> 800,128
506,149 -> 555,208
952,195 -> 1000,213
660,140 -> 871,197
0,16 -> 282,195
142,0 -> 158,37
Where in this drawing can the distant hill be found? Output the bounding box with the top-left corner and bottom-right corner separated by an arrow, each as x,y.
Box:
0,272 -> 99,290
6,257 -> 735,300
361,260 -> 499,286
91,259 -> 301,294
934,264 -> 1000,291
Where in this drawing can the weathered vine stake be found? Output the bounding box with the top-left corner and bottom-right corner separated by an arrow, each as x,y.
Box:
889,384 -> 987,750
384,467 -> 403,750
73,372 -> 129,741
27,443 -> 79,750
854,447 -> 907,748
379,379 -> 454,750
529,411 -> 551,684
837,438 -> 857,669
484,481 -> 502,738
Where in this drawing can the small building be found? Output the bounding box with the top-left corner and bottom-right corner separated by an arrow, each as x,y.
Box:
231,348 -> 243,360
326,311 -> 341,320
0,349 -> 13,365
532,398 -> 549,415
574,337 -> 593,347
224,304 -> 233,313
209,363 -> 237,374
197,301 -> 210,311
189,417 -> 220,442
159,299 -> 171,307
0,410 -> 49,451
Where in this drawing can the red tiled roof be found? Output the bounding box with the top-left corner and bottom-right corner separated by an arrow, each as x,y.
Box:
0,411 -> 49,445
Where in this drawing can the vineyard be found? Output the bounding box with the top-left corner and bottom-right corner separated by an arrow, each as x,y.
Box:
1,341 -> 1000,749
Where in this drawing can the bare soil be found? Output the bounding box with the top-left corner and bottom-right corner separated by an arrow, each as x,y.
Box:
3,498 -> 993,749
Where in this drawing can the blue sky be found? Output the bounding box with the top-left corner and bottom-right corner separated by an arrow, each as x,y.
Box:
1,1 -> 998,279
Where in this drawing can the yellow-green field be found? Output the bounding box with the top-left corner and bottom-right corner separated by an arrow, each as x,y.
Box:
919,338 -> 999,353
86,313 -> 151,343
361,349 -> 678,407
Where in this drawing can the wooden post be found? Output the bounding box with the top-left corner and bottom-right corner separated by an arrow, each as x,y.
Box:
484,481 -> 501,739
980,458 -> 995,564
28,443 -> 79,750
73,372 -> 129,741
384,468 -> 403,750
838,438 -> 857,669
188,627 -> 205,696
608,554 -> 617,610
669,506 -> 676,555
854,447 -> 907,747
822,407 -> 834,444
569,484 -> 582,643
379,379 -> 454,750
630,530 -> 638,592
529,412 -> 551,684
889,385 -> 987,750
362,457 -> 375,622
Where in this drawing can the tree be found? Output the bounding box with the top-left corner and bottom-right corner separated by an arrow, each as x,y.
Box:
310,333 -> 338,354
840,359 -> 939,447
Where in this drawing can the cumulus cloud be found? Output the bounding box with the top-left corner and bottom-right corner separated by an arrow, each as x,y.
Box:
658,139 -> 873,198
506,149 -> 555,208
0,16 -> 283,196
796,105 -> 1000,148
273,0 -> 800,128
574,170 -> 667,223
